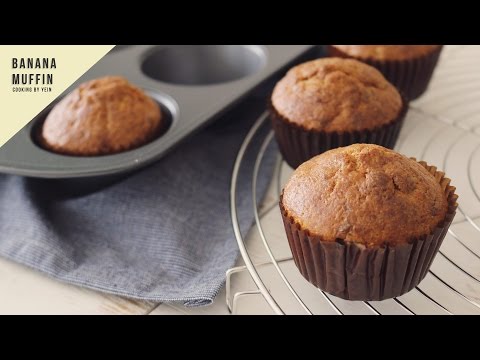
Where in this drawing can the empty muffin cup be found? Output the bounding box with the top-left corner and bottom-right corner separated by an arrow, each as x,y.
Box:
141,45 -> 267,85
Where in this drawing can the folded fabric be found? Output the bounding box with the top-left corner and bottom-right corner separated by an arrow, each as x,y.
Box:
0,98 -> 276,306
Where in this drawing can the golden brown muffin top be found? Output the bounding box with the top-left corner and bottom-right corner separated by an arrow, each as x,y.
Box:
271,58 -> 402,132
332,45 -> 441,61
41,76 -> 162,156
282,144 -> 448,247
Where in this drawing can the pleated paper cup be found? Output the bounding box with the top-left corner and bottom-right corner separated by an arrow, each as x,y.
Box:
280,161 -> 458,301
270,99 -> 408,169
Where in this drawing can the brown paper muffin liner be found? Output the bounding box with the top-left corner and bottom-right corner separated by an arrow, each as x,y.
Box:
327,46 -> 443,101
280,161 -> 458,301
270,99 -> 408,169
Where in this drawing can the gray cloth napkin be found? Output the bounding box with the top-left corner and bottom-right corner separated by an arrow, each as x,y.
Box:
0,98 -> 275,307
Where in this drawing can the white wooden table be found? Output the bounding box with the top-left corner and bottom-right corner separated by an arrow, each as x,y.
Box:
0,45 -> 475,315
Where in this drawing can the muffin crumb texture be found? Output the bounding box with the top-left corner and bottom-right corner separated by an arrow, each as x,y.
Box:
41,76 -> 163,156
272,58 -> 402,132
332,45 -> 441,61
282,144 -> 448,246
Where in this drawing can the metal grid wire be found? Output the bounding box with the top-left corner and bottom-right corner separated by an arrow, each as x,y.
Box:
226,45 -> 480,315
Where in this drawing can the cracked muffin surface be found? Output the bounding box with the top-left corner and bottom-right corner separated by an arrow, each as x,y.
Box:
271,58 -> 402,132
281,144 -> 448,247
41,76 -> 163,156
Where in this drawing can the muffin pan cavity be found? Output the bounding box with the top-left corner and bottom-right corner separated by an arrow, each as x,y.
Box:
141,45 -> 267,85
0,45 -> 317,180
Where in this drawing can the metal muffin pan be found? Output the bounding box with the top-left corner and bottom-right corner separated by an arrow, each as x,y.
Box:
0,45 -> 316,179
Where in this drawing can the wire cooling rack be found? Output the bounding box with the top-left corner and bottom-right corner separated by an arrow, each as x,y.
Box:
226,45 -> 480,315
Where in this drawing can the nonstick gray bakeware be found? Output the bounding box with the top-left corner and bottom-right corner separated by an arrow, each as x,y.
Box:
0,45 -> 316,180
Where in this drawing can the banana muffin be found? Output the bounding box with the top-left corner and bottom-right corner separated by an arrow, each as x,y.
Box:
328,45 -> 443,100
40,76 -> 163,156
271,58 -> 407,168
280,144 -> 458,301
